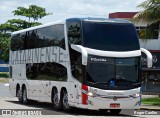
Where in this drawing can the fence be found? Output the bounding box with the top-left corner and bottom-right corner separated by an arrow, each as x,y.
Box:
0,59 -> 9,72
142,70 -> 160,95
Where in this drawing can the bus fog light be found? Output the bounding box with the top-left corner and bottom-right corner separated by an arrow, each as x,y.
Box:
135,93 -> 140,97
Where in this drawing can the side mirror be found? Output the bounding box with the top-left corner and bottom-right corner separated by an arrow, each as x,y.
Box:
141,48 -> 152,68
71,44 -> 88,65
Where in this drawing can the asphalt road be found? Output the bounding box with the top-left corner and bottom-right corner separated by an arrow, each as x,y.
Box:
0,83 -> 11,97
0,83 -> 159,118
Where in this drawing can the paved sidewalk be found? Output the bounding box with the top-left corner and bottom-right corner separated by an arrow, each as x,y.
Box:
141,104 -> 160,110
142,95 -> 159,98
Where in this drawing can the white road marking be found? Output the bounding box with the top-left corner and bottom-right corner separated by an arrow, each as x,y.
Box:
4,83 -> 9,86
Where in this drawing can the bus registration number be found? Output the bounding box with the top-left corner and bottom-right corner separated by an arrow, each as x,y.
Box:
110,103 -> 120,108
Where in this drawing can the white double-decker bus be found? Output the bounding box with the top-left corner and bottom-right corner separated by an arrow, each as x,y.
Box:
9,18 -> 152,114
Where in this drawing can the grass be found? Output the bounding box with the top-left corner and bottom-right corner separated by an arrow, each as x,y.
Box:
0,78 -> 9,83
0,72 -> 9,78
142,97 -> 160,106
0,72 -> 9,83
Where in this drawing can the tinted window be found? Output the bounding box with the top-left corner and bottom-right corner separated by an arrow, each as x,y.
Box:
11,24 -> 65,51
28,30 -> 38,49
82,22 -> 140,51
86,55 -> 141,90
67,22 -> 81,45
26,62 -> 67,81
45,24 -> 65,49
71,50 -> 83,82
11,33 -> 25,51
67,22 -> 83,82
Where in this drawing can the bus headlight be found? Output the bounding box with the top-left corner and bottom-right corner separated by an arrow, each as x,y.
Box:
87,92 -> 94,97
133,93 -> 140,98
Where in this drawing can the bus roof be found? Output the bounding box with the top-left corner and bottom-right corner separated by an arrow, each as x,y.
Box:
66,17 -> 131,23
12,17 -> 131,35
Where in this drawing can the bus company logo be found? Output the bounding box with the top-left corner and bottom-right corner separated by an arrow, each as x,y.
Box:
110,80 -> 116,86
113,96 -> 117,101
90,58 -> 107,62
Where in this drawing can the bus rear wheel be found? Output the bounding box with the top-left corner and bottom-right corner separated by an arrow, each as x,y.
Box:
52,88 -> 61,110
109,109 -> 121,115
22,87 -> 29,104
62,90 -> 71,111
17,88 -> 23,103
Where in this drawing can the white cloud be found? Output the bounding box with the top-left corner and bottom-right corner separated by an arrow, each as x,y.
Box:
0,0 -> 146,24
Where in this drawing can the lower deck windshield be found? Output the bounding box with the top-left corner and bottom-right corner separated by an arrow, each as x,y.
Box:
85,55 -> 141,90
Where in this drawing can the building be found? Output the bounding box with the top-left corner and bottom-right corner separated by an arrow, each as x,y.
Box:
109,12 -> 138,20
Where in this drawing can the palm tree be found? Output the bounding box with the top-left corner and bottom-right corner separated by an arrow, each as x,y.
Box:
133,0 -> 160,39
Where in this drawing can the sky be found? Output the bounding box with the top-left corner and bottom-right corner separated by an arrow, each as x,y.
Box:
0,0 -> 146,24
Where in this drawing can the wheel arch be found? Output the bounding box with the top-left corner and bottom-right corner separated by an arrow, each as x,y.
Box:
60,87 -> 67,99
51,86 -> 58,102
22,84 -> 26,91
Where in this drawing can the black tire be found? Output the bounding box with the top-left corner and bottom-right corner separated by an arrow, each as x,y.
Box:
52,89 -> 61,110
109,109 -> 121,115
17,87 -> 23,103
62,90 -> 71,112
22,87 -> 29,104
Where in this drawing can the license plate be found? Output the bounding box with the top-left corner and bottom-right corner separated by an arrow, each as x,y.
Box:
110,103 -> 120,108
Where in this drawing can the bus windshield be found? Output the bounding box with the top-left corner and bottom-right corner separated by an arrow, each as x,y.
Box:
86,55 -> 141,90
82,21 -> 140,51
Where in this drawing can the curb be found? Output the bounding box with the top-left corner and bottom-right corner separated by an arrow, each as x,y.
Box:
141,105 -> 160,111
140,108 -> 160,111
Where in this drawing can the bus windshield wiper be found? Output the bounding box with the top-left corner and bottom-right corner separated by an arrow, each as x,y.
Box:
94,82 -> 110,87
87,81 -> 109,85
132,82 -> 141,86
95,82 -> 108,84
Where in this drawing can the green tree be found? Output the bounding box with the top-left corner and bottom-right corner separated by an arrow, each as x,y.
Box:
133,0 -> 160,39
0,5 -> 51,62
0,19 -> 42,33
0,32 -> 10,62
13,5 -> 52,22
0,19 -> 28,32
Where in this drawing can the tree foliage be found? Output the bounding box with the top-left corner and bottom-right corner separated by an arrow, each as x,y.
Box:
0,5 -> 51,62
13,5 -> 52,22
132,0 -> 160,39
0,32 -> 10,62
0,19 -> 28,32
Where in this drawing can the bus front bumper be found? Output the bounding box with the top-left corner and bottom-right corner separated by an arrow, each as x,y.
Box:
74,96 -> 141,110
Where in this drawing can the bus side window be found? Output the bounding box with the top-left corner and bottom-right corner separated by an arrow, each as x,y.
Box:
70,49 -> 83,82
43,24 -> 65,50
11,33 -> 25,51
67,22 -> 81,45
26,62 -> 67,81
